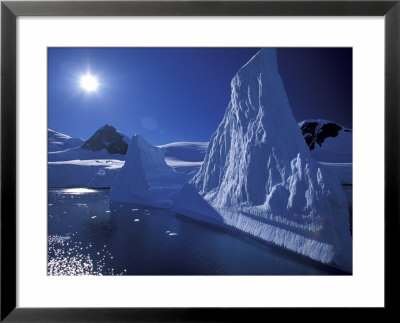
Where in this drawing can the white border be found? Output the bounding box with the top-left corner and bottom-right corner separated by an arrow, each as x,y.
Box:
17,17 -> 384,307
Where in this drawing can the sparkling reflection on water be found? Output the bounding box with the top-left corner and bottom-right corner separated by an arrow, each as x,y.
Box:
48,234 -> 121,275
48,189 -> 348,276
48,189 -> 124,275
59,188 -> 101,195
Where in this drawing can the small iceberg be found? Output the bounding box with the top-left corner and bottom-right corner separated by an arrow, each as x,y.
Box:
55,236 -> 71,242
109,134 -> 187,208
74,203 -> 88,208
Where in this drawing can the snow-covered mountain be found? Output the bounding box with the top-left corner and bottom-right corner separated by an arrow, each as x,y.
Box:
110,134 -> 188,207
48,128 -> 84,152
81,124 -> 129,155
48,125 -> 129,162
299,119 -> 352,163
48,125 -> 130,188
110,48 -> 352,272
298,119 -> 352,185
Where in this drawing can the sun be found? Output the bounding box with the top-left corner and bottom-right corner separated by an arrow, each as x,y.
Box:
80,73 -> 98,92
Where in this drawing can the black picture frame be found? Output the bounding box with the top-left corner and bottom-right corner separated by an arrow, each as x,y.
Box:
1,0 -> 399,321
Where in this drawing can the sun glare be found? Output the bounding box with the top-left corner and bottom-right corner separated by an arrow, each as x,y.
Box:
80,74 -> 99,92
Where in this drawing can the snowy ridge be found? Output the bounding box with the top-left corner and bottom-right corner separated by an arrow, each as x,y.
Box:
158,141 -> 208,162
49,159 -> 123,169
48,146 -> 127,162
158,141 -> 208,176
110,134 -> 187,208
48,128 -> 84,152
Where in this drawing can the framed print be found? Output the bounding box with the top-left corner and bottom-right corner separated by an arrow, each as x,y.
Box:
1,0 -> 399,321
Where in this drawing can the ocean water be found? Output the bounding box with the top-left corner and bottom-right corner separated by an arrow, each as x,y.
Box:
48,189 -> 347,275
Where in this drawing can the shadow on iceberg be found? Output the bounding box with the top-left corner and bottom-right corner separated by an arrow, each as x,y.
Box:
172,183 -> 224,224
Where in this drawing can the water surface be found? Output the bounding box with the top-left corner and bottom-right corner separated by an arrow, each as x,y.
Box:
48,189 -> 347,275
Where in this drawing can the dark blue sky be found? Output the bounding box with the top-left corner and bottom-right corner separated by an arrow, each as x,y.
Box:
48,47 -> 352,146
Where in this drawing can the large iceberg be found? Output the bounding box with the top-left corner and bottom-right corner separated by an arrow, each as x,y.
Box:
184,48 -> 352,272
110,134 -> 187,208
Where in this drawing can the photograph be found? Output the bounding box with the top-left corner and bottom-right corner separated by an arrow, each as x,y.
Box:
47,47 -> 353,276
